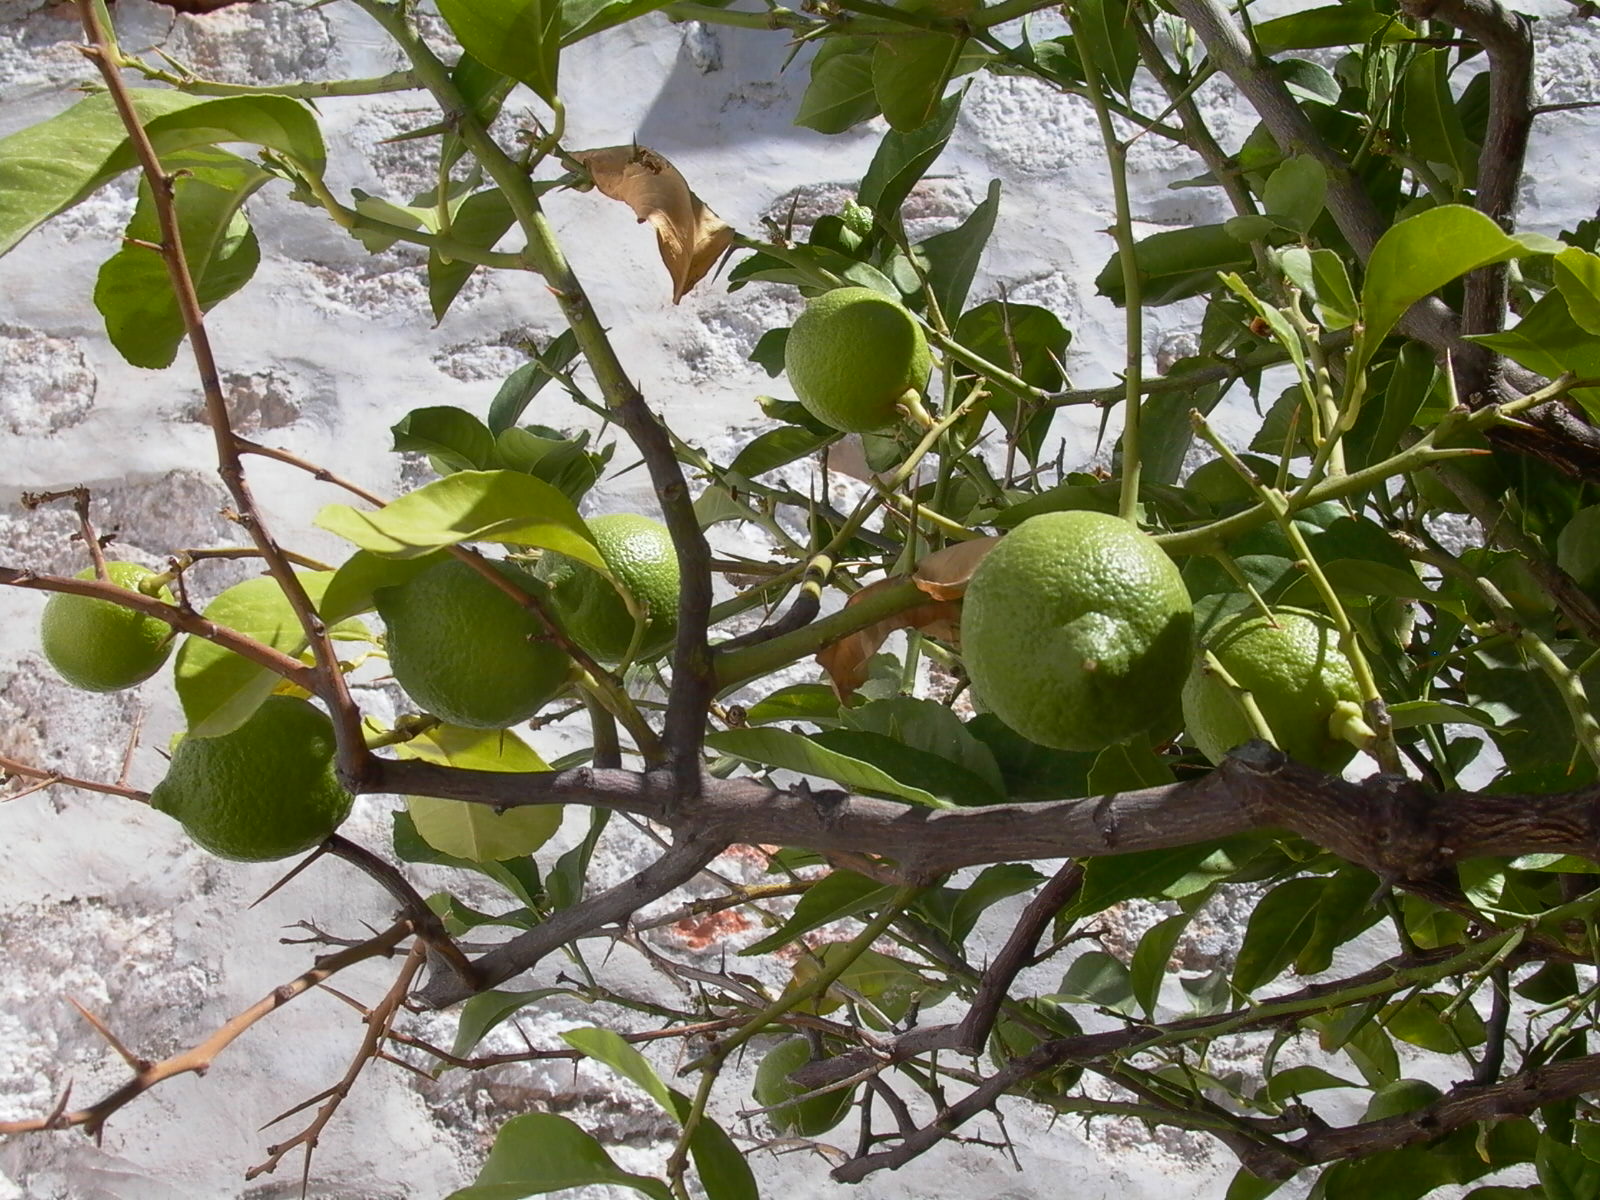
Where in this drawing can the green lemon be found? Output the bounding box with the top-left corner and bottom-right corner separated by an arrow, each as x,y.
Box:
752,1037 -> 854,1137
375,558 -> 571,729
1557,504 -> 1600,594
536,514 -> 679,663
1182,607 -> 1362,772
961,510 -> 1195,751
783,286 -> 932,433
40,562 -> 175,692
150,696 -> 353,861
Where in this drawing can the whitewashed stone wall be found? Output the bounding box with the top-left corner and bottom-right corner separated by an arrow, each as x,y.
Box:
0,0 -> 1594,1196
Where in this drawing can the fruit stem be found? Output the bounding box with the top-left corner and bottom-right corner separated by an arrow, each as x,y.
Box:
896,388 -> 936,432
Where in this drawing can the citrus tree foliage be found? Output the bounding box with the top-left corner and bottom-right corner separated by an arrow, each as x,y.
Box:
5,0 -> 1600,1196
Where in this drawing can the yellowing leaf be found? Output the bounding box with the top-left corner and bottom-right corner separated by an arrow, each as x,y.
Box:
397,724 -> 561,862
913,536 -> 999,601
815,577 -> 961,700
572,145 -> 734,303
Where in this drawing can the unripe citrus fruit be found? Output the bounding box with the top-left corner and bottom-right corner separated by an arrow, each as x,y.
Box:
1181,607 -> 1362,772
40,562 -> 175,692
961,510 -> 1195,751
753,1037 -> 854,1137
375,558 -> 570,729
150,696 -> 352,861
784,286 -> 932,433
536,514 -> 679,663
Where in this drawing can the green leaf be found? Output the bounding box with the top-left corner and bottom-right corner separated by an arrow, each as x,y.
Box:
491,426 -> 608,505
451,988 -> 568,1060
392,406 -> 498,473
743,684 -> 845,727
1087,741 -> 1175,793
0,91 -> 324,258
1553,246 -> 1600,336
858,89 -> 963,228
1360,205 -> 1552,369
1253,6 -> 1414,54
1096,223 -> 1253,307
561,1027 -> 677,1114
392,810 -> 544,909
743,870 -> 891,956
397,725 -> 560,862
950,300 -> 1069,467
918,178 -> 1000,321
447,1112 -> 673,1200
1294,866 -> 1381,976
1470,288 -> 1600,421
1232,876 -> 1324,994
1386,700 -> 1497,730
1540,1134 -> 1600,1200
811,728 -> 999,806
728,426 -> 833,477
561,0 -> 681,44
1263,156 -> 1327,233
487,332 -> 582,433
315,470 -> 603,570
704,727 -> 948,808
1055,950 -> 1134,1013
794,945 -> 947,1023
174,571 -> 335,737
1401,49 -> 1477,190
1226,1167 -> 1286,1200
430,187 -> 517,321
796,40 -> 880,134
945,863 -> 1047,944
840,697 -> 1007,798
1129,911 -> 1190,1017
1382,991 -> 1486,1053
749,328 -> 789,377
318,549 -> 448,624
94,149 -> 266,369
1074,0 -> 1139,98
1068,843 -> 1221,919
1261,1064 -> 1359,1105
873,33 -> 965,132
966,714 -> 1095,800
436,0 -> 562,105
693,484 -> 755,529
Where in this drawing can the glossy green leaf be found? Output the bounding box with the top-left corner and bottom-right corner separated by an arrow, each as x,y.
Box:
392,406 -> 497,473
858,89 -> 963,227
694,484 -> 755,529
392,810 -> 544,910
1382,991 -> 1486,1053
430,187 -> 517,321
1553,246 -> 1600,335
1087,741 -> 1175,793
796,39 -> 879,134
811,728 -> 1005,806
446,1112 -> 673,1200
1056,950 -> 1134,1013
1294,866 -> 1381,976
1360,205 -> 1553,368
729,426 -> 833,477
742,870 -> 891,956
451,988 -> 568,1060
316,470 -> 603,569
174,571 -> 335,737
1470,288 -> 1600,421
318,549 -> 448,624
705,727 -> 947,807
1225,1167 -> 1286,1200
917,178 -> 1000,321
561,1027 -> 677,1113
1261,1064 -> 1360,1105
398,725 -> 559,862
1232,876 -> 1324,994
1069,844 -> 1220,918
950,300 -> 1069,467
1401,49 -> 1477,189
841,697 -> 1007,798
1129,911 -> 1190,1017
966,714 -> 1095,800
487,331 -> 582,433
491,426 -> 608,504
946,863 -> 1047,943
1096,223 -> 1252,307
792,945 -> 947,1022
436,0 -> 562,105
1253,6 -> 1414,54
1263,156 -> 1326,232
1074,0 -> 1139,98
1538,1135 -> 1600,1200
94,149 -> 266,369
0,90 -> 324,258
1386,700 -> 1496,730
743,684 -> 845,727
561,0 -> 682,44
874,33 -> 965,132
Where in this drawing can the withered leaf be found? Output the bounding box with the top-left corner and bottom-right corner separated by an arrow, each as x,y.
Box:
572,145 -> 734,304
817,577 -> 962,700
913,536 -> 1000,601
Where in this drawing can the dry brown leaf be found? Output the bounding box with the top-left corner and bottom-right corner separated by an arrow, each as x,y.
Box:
912,536 -> 1001,601
572,145 -> 734,304
816,577 -> 962,700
